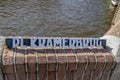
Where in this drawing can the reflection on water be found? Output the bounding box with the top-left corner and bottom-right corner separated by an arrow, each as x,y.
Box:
0,0 -> 114,37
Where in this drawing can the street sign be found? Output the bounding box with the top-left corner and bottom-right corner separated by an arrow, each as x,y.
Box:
6,37 -> 106,48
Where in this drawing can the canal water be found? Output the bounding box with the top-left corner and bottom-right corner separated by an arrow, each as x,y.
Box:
0,0 -> 114,37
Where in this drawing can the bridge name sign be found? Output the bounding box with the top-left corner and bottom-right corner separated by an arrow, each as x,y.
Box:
6,37 -> 106,48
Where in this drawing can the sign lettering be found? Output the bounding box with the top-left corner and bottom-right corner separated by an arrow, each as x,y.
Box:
6,37 -> 106,48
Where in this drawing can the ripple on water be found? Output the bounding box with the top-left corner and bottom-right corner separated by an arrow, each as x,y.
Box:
0,0 -> 114,37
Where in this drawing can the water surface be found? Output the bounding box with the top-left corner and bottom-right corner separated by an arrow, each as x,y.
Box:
0,0 -> 114,37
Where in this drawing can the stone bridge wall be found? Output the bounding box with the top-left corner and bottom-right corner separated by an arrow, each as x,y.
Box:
112,1 -> 120,25
0,1 -> 120,80
103,1 -> 120,80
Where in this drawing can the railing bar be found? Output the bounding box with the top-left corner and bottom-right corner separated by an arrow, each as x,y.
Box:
35,49 -> 39,80
45,48 -> 48,80
13,48 -> 18,80
25,48 -> 28,80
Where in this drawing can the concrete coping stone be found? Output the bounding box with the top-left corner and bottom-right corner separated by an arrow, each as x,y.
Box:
102,35 -> 120,62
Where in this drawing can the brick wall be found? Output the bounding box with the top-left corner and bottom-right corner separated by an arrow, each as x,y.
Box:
2,47 -> 116,80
